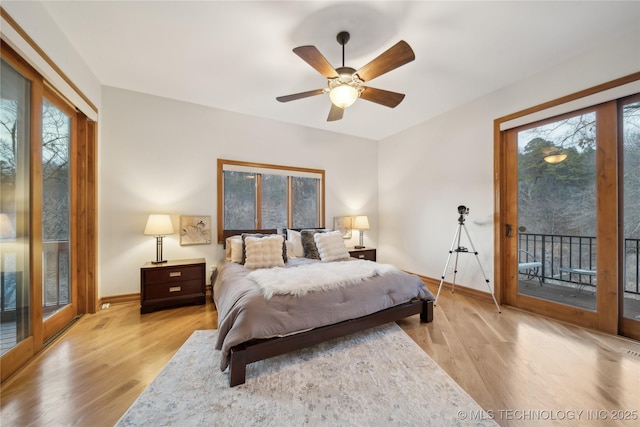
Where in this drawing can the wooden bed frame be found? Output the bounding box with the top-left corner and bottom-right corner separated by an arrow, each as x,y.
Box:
220,229 -> 434,387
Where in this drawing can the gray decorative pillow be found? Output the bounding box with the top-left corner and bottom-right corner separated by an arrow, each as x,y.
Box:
301,229 -> 326,260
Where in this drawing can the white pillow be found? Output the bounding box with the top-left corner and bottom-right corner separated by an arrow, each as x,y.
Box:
285,240 -> 296,258
225,235 -> 244,263
286,229 -> 304,257
244,235 -> 286,269
314,230 -> 350,262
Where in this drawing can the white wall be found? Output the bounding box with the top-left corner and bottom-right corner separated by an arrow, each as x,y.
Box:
378,29 -> 640,293
99,87 -> 378,297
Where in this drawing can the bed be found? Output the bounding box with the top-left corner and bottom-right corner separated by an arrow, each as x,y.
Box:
214,229 -> 434,387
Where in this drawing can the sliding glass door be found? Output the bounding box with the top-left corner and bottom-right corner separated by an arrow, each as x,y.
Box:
0,58 -> 32,356
1,40 -> 97,381
41,91 -> 76,341
502,97 -> 629,336
515,110 -> 598,311
621,95 -> 640,338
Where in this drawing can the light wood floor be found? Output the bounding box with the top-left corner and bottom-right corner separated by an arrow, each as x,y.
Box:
1,289 -> 639,427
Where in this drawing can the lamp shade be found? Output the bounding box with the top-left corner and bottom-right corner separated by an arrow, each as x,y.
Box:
353,215 -> 370,230
144,214 -> 174,236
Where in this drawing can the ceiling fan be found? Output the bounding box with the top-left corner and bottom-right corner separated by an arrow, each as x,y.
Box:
276,31 -> 415,122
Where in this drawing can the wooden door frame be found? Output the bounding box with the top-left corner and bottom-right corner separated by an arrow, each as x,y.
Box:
494,72 -> 640,336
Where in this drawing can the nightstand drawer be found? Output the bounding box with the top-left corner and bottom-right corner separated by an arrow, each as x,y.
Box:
349,248 -> 376,261
143,265 -> 202,284
144,279 -> 204,300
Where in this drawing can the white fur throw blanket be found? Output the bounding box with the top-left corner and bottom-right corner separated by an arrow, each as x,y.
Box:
247,260 -> 400,299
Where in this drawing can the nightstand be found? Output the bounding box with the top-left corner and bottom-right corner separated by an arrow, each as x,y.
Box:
140,258 -> 206,314
348,247 -> 376,262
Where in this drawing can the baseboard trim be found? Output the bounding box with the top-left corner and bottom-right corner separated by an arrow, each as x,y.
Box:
99,293 -> 139,307
409,272 -> 495,305
99,285 -> 213,308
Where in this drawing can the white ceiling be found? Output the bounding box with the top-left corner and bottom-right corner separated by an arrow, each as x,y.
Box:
41,1 -> 639,141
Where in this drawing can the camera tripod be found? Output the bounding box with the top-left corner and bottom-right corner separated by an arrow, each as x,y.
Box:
434,206 -> 501,313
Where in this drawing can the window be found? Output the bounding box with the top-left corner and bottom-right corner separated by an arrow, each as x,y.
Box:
217,159 -> 325,242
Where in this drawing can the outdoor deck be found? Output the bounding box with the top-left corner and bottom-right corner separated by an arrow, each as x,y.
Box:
519,278 -> 640,320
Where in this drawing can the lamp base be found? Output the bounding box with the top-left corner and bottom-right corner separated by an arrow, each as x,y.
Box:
354,245 -> 365,249
151,260 -> 168,264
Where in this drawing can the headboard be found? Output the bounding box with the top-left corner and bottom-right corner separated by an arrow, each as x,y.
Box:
221,229 -> 278,247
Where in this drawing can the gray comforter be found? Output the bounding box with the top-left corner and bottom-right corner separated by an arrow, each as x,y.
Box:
213,258 -> 434,371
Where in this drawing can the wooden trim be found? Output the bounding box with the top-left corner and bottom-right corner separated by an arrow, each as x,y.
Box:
30,56 -> 45,355
0,7 -> 99,115
596,101 -> 619,334
86,121 -> 98,314
218,158 -> 325,176
216,159 -> 224,243
495,72 -> 640,124
415,274 -> 496,305
99,294 -> 140,306
76,115 -> 89,314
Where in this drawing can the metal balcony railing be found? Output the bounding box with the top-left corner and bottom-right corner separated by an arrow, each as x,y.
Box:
519,233 -> 640,296
1,240 -> 69,318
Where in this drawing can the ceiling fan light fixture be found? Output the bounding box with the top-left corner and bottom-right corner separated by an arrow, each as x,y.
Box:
543,147 -> 568,164
544,153 -> 568,164
329,83 -> 359,108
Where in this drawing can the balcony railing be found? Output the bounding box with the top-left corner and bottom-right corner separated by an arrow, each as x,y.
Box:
519,233 -> 640,296
1,240 -> 69,318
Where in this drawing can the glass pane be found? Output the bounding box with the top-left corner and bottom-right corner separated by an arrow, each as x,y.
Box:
42,99 -> 71,319
292,176 -> 319,228
517,111 -> 598,310
622,100 -> 640,322
0,59 -> 31,355
261,174 -> 287,229
223,171 -> 256,229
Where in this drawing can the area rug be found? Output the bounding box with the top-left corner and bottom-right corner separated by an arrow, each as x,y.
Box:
117,323 -> 497,426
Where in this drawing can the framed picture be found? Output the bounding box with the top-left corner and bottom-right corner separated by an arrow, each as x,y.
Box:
180,215 -> 212,245
334,216 -> 352,239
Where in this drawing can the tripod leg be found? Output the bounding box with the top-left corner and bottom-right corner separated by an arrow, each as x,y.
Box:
434,224 -> 461,306
462,224 -> 501,313
451,226 -> 463,294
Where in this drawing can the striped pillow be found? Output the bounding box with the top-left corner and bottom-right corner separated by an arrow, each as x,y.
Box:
314,230 -> 350,262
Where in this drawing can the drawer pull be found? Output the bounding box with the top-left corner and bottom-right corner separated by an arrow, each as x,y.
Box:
169,272 -> 182,277
358,254 -> 365,259
169,286 -> 182,292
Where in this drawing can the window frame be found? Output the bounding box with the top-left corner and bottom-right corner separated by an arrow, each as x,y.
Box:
217,159 -> 325,243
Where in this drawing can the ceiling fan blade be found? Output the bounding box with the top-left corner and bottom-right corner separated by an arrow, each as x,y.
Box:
355,40 -> 415,82
276,89 -> 325,103
293,46 -> 339,78
360,87 -> 406,108
327,103 -> 344,121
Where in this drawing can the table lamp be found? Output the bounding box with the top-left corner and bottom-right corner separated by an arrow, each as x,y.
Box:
353,215 -> 370,249
144,214 -> 174,263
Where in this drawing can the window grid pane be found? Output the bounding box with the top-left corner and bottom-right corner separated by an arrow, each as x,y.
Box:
261,174 -> 287,229
223,171 -> 257,229
292,176 -> 319,229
